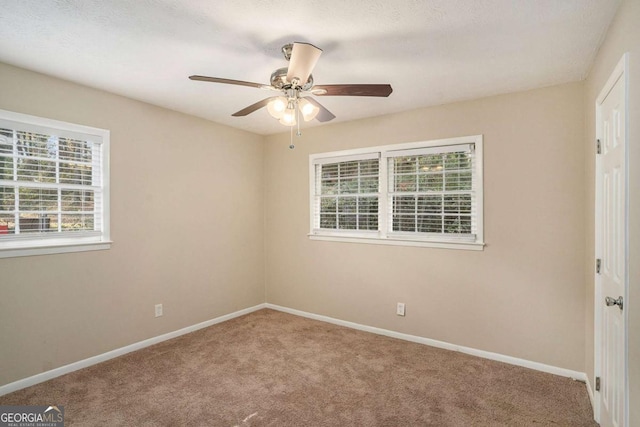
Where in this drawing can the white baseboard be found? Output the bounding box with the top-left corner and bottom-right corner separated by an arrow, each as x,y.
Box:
2,302 -> 588,398
0,303 -> 266,397
266,303 -> 587,381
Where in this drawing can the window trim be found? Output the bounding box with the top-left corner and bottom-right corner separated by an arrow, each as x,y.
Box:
309,135 -> 484,250
0,109 -> 111,258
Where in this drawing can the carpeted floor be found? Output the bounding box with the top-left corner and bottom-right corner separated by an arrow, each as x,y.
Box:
0,309 -> 596,426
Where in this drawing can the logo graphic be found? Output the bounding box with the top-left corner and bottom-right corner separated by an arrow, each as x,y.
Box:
0,405 -> 64,427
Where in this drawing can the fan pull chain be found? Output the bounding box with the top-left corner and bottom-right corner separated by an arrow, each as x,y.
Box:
296,104 -> 302,137
289,102 -> 302,150
289,125 -> 294,149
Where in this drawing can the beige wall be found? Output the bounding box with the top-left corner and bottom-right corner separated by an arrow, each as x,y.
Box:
0,63 -> 265,386
265,82 -> 586,371
583,0 -> 639,422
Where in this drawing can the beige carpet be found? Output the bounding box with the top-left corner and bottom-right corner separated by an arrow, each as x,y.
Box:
0,309 -> 596,426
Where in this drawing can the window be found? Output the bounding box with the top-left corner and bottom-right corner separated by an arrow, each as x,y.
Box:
0,109 -> 110,258
315,154 -> 380,233
310,136 -> 483,250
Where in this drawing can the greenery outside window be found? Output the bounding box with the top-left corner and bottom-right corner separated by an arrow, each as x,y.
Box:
0,109 -> 110,258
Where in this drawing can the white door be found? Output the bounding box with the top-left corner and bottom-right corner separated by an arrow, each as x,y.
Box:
596,55 -> 627,427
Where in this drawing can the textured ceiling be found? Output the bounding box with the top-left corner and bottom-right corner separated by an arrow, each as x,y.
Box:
0,0 -> 620,135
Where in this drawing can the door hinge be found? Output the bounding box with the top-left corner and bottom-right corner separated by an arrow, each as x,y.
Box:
596,258 -> 602,274
595,376 -> 601,392
596,139 -> 602,154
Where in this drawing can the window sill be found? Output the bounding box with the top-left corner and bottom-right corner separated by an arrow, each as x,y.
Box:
308,234 -> 484,251
0,240 -> 112,259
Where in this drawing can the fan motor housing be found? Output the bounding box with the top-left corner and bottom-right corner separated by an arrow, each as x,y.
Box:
270,67 -> 314,91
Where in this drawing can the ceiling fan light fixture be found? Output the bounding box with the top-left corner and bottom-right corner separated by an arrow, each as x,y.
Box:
190,42 -> 392,129
298,98 -> 319,122
267,96 -> 287,119
279,104 -> 297,126
279,112 -> 296,126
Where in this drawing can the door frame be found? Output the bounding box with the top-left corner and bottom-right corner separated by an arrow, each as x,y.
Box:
593,52 -> 629,425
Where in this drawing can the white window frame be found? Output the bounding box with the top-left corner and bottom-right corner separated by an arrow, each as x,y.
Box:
309,135 -> 484,251
0,109 -> 111,258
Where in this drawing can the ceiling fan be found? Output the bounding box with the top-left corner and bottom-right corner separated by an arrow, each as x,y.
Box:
189,42 -> 393,127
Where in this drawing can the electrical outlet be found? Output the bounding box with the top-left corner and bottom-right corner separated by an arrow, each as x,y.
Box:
155,304 -> 163,318
397,302 -> 405,316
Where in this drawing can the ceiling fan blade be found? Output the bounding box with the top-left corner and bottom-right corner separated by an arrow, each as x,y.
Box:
312,84 -> 393,97
231,97 -> 278,117
189,75 -> 268,89
304,98 -> 336,122
286,42 -> 322,85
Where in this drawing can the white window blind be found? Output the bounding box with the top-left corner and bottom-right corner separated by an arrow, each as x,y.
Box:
385,143 -> 477,241
309,136 -> 483,250
312,153 -> 380,233
0,110 -> 110,257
